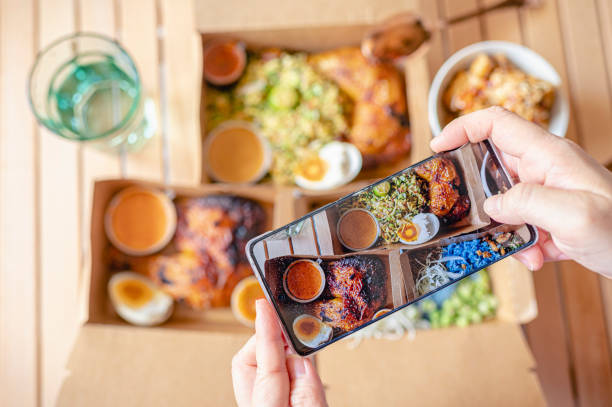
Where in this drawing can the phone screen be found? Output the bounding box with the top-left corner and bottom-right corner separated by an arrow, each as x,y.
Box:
246,141 -> 537,356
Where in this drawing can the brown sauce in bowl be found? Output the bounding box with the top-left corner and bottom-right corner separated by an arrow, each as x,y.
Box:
338,209 -> 379,250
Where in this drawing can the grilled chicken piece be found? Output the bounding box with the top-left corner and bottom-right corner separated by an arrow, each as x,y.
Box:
315,256 -> 387,332
108,196 -> 265,310
429,182 -> 459,217
414,157 -> 459,185
415,157 -> 471,221
309,47 -> 410,161
309,47 -> 406,113
316,297 -> 367,332
442,194 -> 471,224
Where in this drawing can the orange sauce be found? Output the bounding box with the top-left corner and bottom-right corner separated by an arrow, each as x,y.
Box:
338,210 -> 378,250
204,43 -> 241,78
286,261 -> 323,301
398,222 -> 419,242
295,316 -> 321,341
111,189 -> 169,250
207,126 -> 265,183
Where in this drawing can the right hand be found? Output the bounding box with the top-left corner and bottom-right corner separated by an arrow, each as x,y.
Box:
430,107 -> 612,278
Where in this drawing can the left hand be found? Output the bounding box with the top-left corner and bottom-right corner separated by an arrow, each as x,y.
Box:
231,299 -> 328,407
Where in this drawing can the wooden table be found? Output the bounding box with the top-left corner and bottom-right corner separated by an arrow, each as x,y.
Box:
2,0 -> 612,406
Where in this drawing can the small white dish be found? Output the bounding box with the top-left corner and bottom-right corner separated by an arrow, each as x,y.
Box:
399,213 -> 440,245
428,41 -> 569,138
292,314 -> 333,348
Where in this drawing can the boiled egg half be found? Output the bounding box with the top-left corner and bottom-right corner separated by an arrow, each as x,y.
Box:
294,141 -> 362,190
293,314 -> 333,348
108,271 -> 174,326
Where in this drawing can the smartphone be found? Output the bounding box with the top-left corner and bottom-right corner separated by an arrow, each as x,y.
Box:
246,140 -> 537,356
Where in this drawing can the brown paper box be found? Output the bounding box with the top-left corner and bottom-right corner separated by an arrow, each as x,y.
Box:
59,3 -> 543,405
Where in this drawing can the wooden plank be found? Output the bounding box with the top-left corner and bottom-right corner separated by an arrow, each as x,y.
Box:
444,0 -> 481,53
594,0 -> 612,364
519,1 -> 582,404
420,0 -> 446,78
119,0 -> 164,181
406,54 -> 433,163
596,0 -> 612,153
559,262 -> 612,406
0,0 -> 39,406
556,0 -> 612,164
312,212 -> 337,255
523,264 -> 575,407
77,0 -> 122,316
265,239 -> 293,259
600,276 -> 612,359
289,218 -> 319,256
36,1 -> 82,406
158,0 -> 202,185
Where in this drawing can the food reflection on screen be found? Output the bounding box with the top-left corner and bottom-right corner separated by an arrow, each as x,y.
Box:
249,142 -> 535,354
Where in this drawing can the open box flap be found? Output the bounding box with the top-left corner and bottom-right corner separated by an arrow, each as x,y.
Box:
195,0 -> 416,32
57,323 -> 251,407
58,320 -> 544,406
318,320 -> 545,406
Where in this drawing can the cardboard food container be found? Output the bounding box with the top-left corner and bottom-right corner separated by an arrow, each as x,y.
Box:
199,25 -> 413,185
57,2 -> 544,405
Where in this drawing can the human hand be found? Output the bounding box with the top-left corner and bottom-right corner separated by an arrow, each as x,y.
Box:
431,107 -> 612,277
232,299 -> 328,407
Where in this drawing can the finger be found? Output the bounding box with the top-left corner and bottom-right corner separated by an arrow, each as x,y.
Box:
255,299 -> 286,375
482,183 -> 580,235
513,246 -> 544,271
233,335 -> 257,368
539,238 -> 570,262
287,357 -> 328,407
252,300 -> 290,407
430,107 -> 557,158
232,336 -> 257,407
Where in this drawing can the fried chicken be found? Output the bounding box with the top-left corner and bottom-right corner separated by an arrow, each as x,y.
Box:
309,47 -> 410,163
414,157 -> 471,222
108,196 -> 265,310
414,157 -> 459,185
315,256 -> 387,332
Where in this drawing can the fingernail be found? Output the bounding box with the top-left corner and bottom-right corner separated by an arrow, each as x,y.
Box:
483,195 -> 501,215
430,137 -> 441,150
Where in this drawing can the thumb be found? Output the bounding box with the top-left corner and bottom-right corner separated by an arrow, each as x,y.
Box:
286,356 -> 328,407
483,183 -> 579,234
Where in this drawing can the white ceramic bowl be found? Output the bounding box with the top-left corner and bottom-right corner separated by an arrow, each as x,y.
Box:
428,41 -> 569,138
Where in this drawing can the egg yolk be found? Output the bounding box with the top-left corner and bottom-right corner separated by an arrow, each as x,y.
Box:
114,279 -> 154,308
234,280 -> 265,322
398,222 -> 419,242
297,156 -> 328,181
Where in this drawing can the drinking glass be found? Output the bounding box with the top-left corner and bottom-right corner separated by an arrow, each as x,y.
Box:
28,32 -> 154,150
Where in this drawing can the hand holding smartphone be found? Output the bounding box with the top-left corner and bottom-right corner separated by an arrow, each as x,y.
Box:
246,141 -> 537,356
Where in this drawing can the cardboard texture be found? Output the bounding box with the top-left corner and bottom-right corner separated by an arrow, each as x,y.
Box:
317,321 -> 546,407
59,2 -> 544,405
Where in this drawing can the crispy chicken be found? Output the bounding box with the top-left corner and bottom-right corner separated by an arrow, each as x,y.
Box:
414,156 -> 459,185
309,47 -> 410,164
108,196 -> 265,309
414,157 -> 471,222
315,256 -> 387,332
